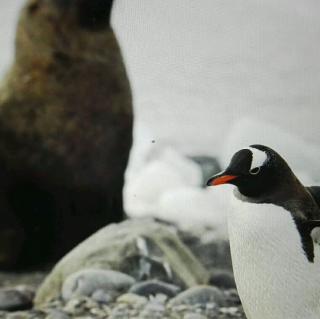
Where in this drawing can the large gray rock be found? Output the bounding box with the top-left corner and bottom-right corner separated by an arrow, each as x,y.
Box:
62,269 -> 135,302
35,219 -> 209,306
169,286 -> 225,307
0,286 -> 34,311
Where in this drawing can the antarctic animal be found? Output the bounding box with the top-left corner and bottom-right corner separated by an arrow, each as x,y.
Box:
207,145 -> 320,319
0,0 -> 132,268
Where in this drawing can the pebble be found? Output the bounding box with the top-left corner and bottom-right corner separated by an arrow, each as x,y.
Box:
183,313 -> 207,319
209,270 -> 236,289
116,293 -> 148,306
5,310 -> 45,319
223,289 -> 241,306
91,289 -> 113,304
129,280 -> 181,297
63,298 -> 87,316
109,304 -> 131,319
0,286 -> 34,311
45,309 -> 70,319
220,307 -> 240,315
169,286 -> 225,307
62,269 -> 135,301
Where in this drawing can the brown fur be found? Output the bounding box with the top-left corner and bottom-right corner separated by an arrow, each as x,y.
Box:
0,0 -> 133,268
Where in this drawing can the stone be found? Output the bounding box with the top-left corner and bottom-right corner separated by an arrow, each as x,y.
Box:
180,228 -> 232,271
0,286 -> 34,311
62,269 -> 135,301
91,290 -> 113,304
223,289 -> 241,307
140,300 -> 166,318
5,310 -> 45,319
169,286 -> 225,307
209,270 -> 236,289
0,0 -> 133,269
116,293 -> 148,306
129,280 -> 181,298
35,219 -> 209,306
183,313 -> 207,319
109,303 -> 131,319
45,309 -> 70,319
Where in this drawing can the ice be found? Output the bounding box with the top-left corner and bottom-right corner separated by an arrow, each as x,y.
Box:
157,186 -> 230,238
124,146 -> 202,217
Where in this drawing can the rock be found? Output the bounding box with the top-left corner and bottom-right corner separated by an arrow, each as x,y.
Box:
109,303 -> 131,319
35,219 -> 209,306
45,309 -> 70,319
62,269 -> 135,301
218,306 -> 246,318
223,289 -> 241,307
183,313 -> 207,319
169,286 -> 225,307
5,310 -> 45,319
63,297 -> 100,317
91,289 -> 113,304
140,299 -> 167,318
0,0 -> 133,269
0,286 -> 34,311
209,270 -> 236,289
180,228 -> 232,271
116,293 -> 148,306
129,280 -> 181,298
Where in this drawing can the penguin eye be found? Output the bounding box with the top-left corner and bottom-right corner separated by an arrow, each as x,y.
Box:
249,167 -> 260,175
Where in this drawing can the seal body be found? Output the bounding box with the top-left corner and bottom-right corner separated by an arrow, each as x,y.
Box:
0,0 -> 133,268
229,196 -> 320,319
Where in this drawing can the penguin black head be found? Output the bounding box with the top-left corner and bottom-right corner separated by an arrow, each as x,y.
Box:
207,145 -> 295,199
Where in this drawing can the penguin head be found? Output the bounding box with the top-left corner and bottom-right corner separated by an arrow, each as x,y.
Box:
207,145 -> 294,199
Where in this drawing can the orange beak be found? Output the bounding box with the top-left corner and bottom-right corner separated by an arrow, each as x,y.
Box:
207,174 -> 238,186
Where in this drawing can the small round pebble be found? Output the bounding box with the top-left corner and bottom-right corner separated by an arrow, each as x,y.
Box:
129,280 -> 181,297
184,313 -> 207,319
209,270 -> 236,289
45,309 -> 70,319
91,289 -> 113,304
223,289 -> 241,306
116,293 -> 148,306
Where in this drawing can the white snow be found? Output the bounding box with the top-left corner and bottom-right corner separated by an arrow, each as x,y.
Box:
123,146 -> 202,217
1,0 -> 320,235
157,187 -> 230,237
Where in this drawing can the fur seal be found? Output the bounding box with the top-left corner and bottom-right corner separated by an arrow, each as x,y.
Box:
0,0 -> 133,268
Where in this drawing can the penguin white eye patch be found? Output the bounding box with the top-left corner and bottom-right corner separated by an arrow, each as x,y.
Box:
245,147 -> 268,170
249,167 -> 261,175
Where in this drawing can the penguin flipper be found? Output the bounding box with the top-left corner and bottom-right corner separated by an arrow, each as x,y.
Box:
307,186 -> 320,209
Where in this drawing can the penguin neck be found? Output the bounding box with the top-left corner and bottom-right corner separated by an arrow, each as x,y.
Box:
234,176 -> 319,220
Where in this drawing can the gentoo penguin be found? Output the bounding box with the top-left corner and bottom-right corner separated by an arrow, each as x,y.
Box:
207,144 -> 320,319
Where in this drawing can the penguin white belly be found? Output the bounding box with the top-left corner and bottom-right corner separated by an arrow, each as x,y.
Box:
228,197 -> 320,319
